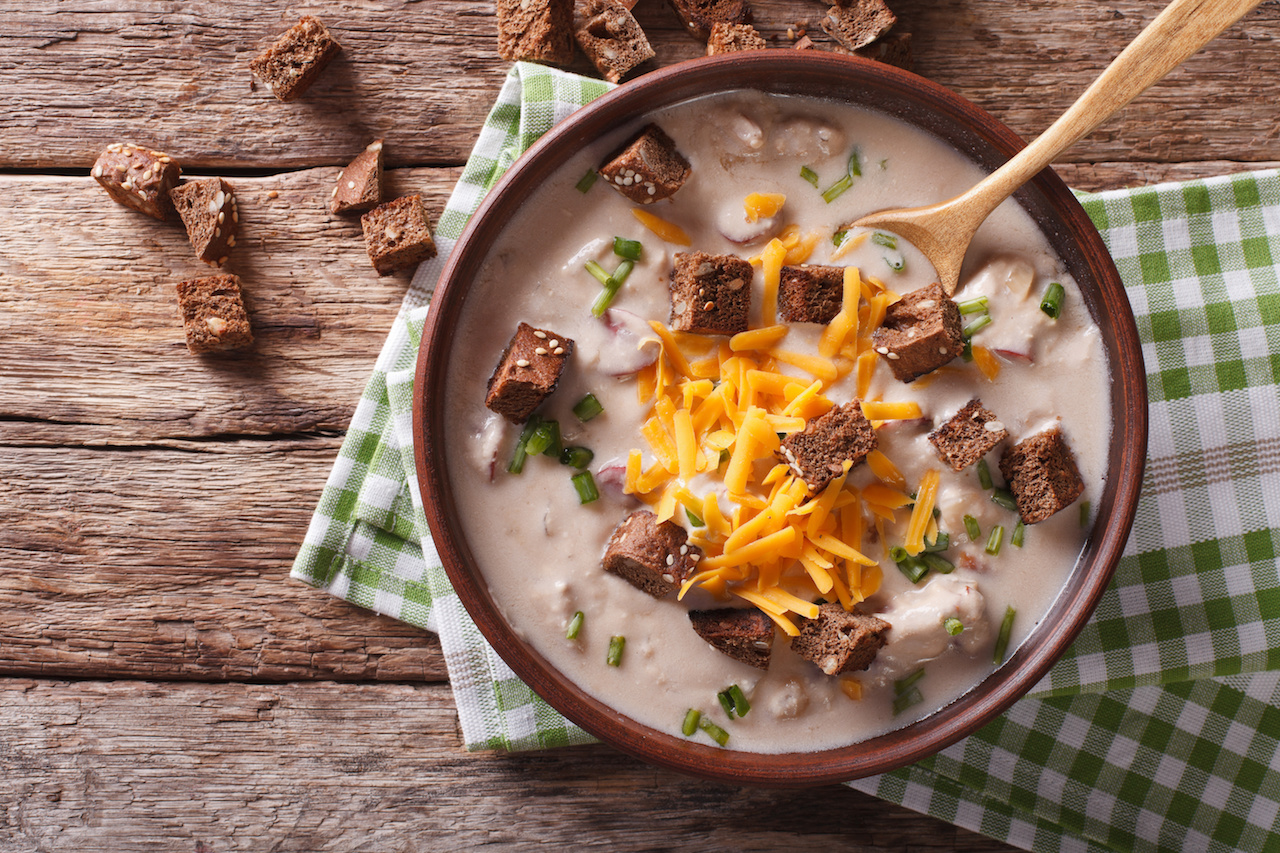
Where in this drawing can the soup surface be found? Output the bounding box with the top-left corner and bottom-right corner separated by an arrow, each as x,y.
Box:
442,90 -> 1110,753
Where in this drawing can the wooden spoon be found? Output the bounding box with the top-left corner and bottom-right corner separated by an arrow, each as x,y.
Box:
852,0 -> 1265,295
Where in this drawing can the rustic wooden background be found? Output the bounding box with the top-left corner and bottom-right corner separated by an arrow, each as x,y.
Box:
2,0 -> 1277,849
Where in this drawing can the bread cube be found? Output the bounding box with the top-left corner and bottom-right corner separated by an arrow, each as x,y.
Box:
871,281 -> 964,383
790,603 -> 889,675
331,140 -> 384,215
175,274 -> 253,354
485,322 -> 574,423
856,31 -> 914,71
360,195 -> 437,276
249,16 -> 340,102
689,608 -> 773,670
706,22 -> 768,55
598,124 -> 691,205
170,178 -> 239,267
574,0 -> 655,83
670,0 -> 751,42
821,0 -> 896,52
778,402 -> 878,493
928,398 -> 1009,471
91,143 -> 181,221
998,427 -> 1085,524
602,510 -> 702,598
496,0 -> 575,65
778,264 -> 845,324
670,251 -> 752,335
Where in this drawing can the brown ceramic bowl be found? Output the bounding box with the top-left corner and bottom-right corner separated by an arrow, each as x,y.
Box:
414,51 -> 1147,786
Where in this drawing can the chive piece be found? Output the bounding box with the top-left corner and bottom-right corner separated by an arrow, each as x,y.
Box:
832,229 -> 848,247
540,419 -> 563,457
820,173 -> 854,203
565,611 -> 584,640
572,393 -> 604,422
977,458 -> 993,490
590,259 -> 635,318
717,689 -> 736,718
728,684 -> 751,717
943,616 -> 964,636
924,531 -> 950,553
699,718 -> 730,747
985,524 -> 1005,556
963,514 -> 982,541
682,708 -> 702,736
956,295 -> 990,315
894,669 -> 925,695
884,252 -> 906,273
895,552 -> 929,584
848,150 -> 862,177
1012,520 -> 1026,548
525,419 -> 559,457
560,446 -> 594,469
507,416 -> 542,475
993,605 -> 1017,665
575,169 -> 598,193
613,236 -> 643,261
584,259 -> 612,287
921,553 -> 955,575
1080,500 -> 1092,527
964,314 -> 992,337
800,165 -> 819,187
572,470 -> 599,504
606,635 -> 625,666
685,508 -> 705,528
888,545 -> 909,563
892,686 -> 924,716
1040,282 -> 1065,319
961,338 -> 974,362
991,488 -> 1018,512
871,232 -> 897,250
718,448 -> 730,466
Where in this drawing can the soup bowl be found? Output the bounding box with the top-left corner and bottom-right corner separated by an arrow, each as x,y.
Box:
413,51 -> 1147,786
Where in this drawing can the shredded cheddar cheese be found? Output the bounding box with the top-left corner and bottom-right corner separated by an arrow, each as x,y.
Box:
744,192 -> 786,223
631,208 -> 692,245
972,344 -> 1001,380
904,469 -> 940,556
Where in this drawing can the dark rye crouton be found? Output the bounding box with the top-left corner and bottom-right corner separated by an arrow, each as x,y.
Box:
871,281 -> 964,383
706,22 -> 767,55
485,322 -> 574,423
999,427 -> 1085,524
361,195 -> 437,276
91,143 -> 181,221
598,124 -> 691,205
856,31 -> 914,71
170,178 -> 239,267
790,603 -> 889,676
778,402 -> 877,493
331,140 -> 384,215
249,16 -> 340,102
602,510 -> 703,598
496,0 -> 575,65
929,398 -> 1009,471
670,251 -> 752,335
669,0 -> 751,42
175,274 -> 253,354
574,0 -> 654,84
778,264 -> 845,324
820,0 -> 896,52
689,608 -> 774,670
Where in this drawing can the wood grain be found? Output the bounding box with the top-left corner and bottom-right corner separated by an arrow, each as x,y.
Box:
3,0 -> 1277,170
0,679 -> 1017,852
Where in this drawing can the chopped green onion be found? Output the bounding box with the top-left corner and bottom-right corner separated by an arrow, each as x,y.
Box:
991,488 -> 1018,512
894,669 -> 925,695
685,507 -> 705,528
884,252 -> 906,273
1080,500 -> 1092,527
963,514 -> 982,541
565,611 -> 584,640
718,448 -> 731,466
888,545 -> 908,562
613,236 -> 643,261
606,635 -> 625,666
895,551 -> 930,584
575,169 -> 598,193
820,173 -> 854,204
832,229 -> 848,247
924,531 -> 951,553
871,232 -> 897,250
699,718 -> 730,747
878,158 -> 888,170
956,295 -> 990,315
682,708 -> 701,736
1040,282 -> 1065,319
591,259 -> 635,318
507,416 -> 542,475
893,686 -> 924,716
1012,520 -> 1025,548
921,553 -> 955,575
847,149 -> 863,177
985,524 -> 1005,556
964,314 -> 993,337
717,689 -> 735,717
961,338 -> 974,362
560,445 -> 594,468
943,616 -> 964,636
977,458 -> 993,490
525,418 -> 560,457
800,165 -> 819,187
572,470 -> 599,504
993,605 -> 1017,665
728,684 -> 751,717
584,259 -> 611,287
572,393 -> 604,422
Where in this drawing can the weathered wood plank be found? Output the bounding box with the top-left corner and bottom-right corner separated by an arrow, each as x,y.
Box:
0,442 -> 446,683
0,678 -> 1018,852
1053,159 -> 1280,193
0,165 -> 458,439
3,0 -> 1277,170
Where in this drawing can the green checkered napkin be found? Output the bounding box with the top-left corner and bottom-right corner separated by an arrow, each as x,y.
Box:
292,63 -> 1280,852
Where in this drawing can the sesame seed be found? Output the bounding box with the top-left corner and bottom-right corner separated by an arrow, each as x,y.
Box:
753,640 -> 770,649
647,185 -> 656,195
985,421 -> 1005,432
553,347 -> 564,355
534,347 -> 547,355
217,211 -> 225,224
92,166 -> 102,178
515,359 -> 530,368
665,555 -> 674,566
548,339 -> 559,348
331,186 -> 338,198
217,256 -> 228,266
876,347 -> 889,355
679,544 -> 688,555
906,328 -> 917,338
918,299 -> 936,309
214,228 -> 221,239
348,180 -> 356,189
232,206 -> 239,222
938,347 -> 949,355
661,573 -> 674,583
227,235 -> 236,248
533,330 -> 547,339
266,190 -> 279,199
886,352 -> 900,360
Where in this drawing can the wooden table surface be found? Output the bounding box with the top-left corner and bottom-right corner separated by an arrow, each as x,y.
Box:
3,1 -> 1277,848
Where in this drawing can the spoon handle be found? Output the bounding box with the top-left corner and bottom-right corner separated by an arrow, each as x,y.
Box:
962,0 -> 1264,213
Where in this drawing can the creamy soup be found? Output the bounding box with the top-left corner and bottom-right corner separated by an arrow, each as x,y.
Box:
442,90 -> 1110,753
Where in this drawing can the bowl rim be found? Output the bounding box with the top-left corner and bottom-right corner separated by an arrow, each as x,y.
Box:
413,50 -> 1148,787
